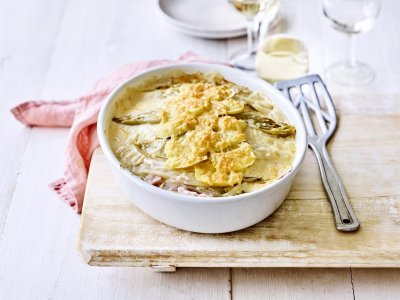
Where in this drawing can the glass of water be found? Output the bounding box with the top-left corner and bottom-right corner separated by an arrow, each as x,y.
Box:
323,0 -> 381,86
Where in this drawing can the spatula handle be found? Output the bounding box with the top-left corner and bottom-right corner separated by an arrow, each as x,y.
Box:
310,143 -> 360,232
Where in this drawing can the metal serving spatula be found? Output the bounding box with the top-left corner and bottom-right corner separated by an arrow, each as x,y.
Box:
275,74 -> 360,232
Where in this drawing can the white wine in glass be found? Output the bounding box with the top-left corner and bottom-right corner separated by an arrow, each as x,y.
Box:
323,0 -> 381,86
256,35 -> 309,83
228,0 -> 279,70
230,0 -> 265,18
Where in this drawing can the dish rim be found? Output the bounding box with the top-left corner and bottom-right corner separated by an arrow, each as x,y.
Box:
98,62 -> 307,204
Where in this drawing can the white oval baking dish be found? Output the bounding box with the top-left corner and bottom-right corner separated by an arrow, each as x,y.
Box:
98,63 -> 307,233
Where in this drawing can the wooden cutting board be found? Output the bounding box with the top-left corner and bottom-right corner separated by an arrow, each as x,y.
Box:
78,92 -> 400,269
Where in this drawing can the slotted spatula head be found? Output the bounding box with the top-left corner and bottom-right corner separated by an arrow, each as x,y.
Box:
275,74 -> 337,144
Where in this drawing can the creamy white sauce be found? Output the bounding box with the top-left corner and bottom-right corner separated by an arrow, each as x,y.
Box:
108,71 -> 296,197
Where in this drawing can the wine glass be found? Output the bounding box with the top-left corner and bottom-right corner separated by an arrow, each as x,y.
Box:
228,0 -> 280,70
322,0 -> 381,86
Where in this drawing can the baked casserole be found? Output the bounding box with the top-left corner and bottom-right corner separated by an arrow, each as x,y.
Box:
108,71 -> 296,197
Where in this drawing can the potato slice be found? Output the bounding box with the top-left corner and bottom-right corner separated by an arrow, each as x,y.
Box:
194,143 -> 255,186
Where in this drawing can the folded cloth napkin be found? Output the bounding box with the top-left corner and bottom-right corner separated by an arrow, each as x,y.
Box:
11,52 -> 225,213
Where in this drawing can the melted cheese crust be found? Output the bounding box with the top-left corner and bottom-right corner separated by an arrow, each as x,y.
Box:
108,71 -> 296,196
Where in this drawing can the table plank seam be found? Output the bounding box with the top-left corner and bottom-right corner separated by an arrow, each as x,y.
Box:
0,128 -> 31,240
0,0 -> 70,240
229,267 -> 233,300
350,268 -> 356,300
35,0 -> 71,95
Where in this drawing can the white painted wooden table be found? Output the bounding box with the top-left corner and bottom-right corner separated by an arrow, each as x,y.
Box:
0,0 -> 399,299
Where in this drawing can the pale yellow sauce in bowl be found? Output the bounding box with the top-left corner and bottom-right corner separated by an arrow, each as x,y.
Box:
108,71 -> 296,197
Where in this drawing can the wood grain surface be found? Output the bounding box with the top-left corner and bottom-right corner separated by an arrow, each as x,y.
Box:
78,107 -> 400,267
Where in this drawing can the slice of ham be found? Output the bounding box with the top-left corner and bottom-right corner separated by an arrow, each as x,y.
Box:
144,175 -> 211,197
177,186 -> 209,197
143,174 -> 163,187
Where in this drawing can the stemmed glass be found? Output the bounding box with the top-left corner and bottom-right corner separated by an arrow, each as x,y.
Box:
228,0 -> 279,70
322,0 -> 381,86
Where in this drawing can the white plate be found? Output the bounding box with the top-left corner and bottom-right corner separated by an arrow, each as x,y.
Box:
158,0 -> 247,39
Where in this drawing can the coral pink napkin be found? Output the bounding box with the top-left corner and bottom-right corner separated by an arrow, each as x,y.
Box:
11,53 -> 225,213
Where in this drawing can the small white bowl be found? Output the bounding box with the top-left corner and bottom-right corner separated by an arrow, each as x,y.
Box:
98,63 -> 307,233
